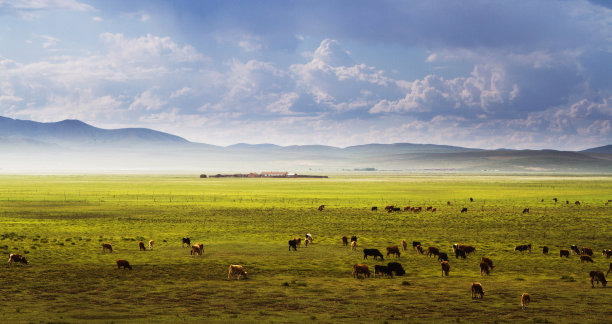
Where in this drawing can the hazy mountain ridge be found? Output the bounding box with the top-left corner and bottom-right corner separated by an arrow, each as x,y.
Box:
0,116 -> 610,173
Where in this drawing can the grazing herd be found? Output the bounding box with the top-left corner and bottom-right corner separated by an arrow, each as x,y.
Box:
6,197 -> 609,310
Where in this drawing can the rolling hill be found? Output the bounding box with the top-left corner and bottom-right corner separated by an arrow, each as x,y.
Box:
0,116 -> 610,173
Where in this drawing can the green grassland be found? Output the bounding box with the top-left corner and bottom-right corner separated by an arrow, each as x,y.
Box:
0,174 -> 611,323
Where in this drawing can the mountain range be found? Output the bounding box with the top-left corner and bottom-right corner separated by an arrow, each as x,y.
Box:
1,116 -> 611,173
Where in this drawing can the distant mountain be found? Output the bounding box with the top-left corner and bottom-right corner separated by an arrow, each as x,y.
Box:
0,116 -> 189,147
582,144 -> 612,154
0,116 -> 611,173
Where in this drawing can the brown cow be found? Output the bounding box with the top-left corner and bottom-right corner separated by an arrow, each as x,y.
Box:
454,244 -> 476,255
580,255 -> 594,263
228,264 -> 247,280
431,207 -> 437,212
101,243 -> 113,253
602,249 -> 612,258
480,261 -> 490,275
590,270 -> 607,288
116,259 -> 132,270
441,261 -> 450,276
149,240 -> 154,250
403,206 -> 411,211
581,247 -> 593,256
471,283 -> 484,299
139,241 -> 146,251
427,246 -> 440,257
416,245 -> 424,255
351,241 -> 357,251
352,264 -> 370,278
295,237 -> 302,248
342,236 -> 348,247
401,240 -> 408,251
575,200 -> 581,206
426,206 -> 433,211
8,253 -> 28,266
190,244 -> 203,256
521,293 -> 531,310
318,205 -> 325,211
481,257 -> 494,269
560,249 -> 570,257
447,201 -> 451,205
386,246 -> 401,258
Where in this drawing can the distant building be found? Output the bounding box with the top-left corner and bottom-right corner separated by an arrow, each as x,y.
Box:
260,171 -> 288,178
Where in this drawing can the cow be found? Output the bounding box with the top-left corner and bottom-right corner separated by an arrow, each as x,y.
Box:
447,201 -> 452,206
351,241 -> 357,251
521,293 -> 531,310
139,241 -> 146,251
351,235 -> 358,243
304,238 -> 310,247
575,201 -> 581,206
401,240 -> 408,251
455,248 -> 466,259
352,264 -> 370,278
581,247 -> 593,256
441,261 -> 450,276
305,233 -> 313,242
522,208 -> 530,214
580,255 -> 594,263
426,206 -> 433,211
374,265 -> 392,277
403,206 -> 411,211
553,197 -> 558,203
412,207 -> 422,212
461,207 -> 468,213
560,249 -> 570,258
342,236 -> 348,247
542,246 -> 549,254
391,207 -> 401,212
431,208 -> 437,212
416,245 -> 424,255
228,264 -> 247,280
438,252 -> 449,262
386,246 -> 401,258
426,246 -> 440,257
182,237 -> 191,247
191,245 -> 203,256
8,253 -> 28,266
101,243 -> 113,253
590,270 -> 607,288
363,249 -> 384,261
602,249 -> 612,258
288,239 -> 297,251
471,283 -> 484,299
371,206 -> 378,211
481,257 -> 494,269
387,262 -> 405,276
318,205 -> 325,211
412,241 -> 421,249
454,244 -> 476,255
294,237 -> 302,248
148,240 -> 154,250
470,197 -> 474,202
480,261 -> 490,275
514,244 -> 532,253
570,245 -> 581,255
116,259 -> 132,270
384,205 -> 394,211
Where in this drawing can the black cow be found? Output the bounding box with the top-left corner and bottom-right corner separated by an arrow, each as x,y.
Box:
455,248 -> 466,259
182,237 -> 191,247
461,207 -> 468,213
351,235 -> 358,243
288,239 -> 297,251
371,206 -> 378,211
374,265 -> 392,277
412,241 -> 421,249
438,252 -> 449,262
522,208 -> 529,214
570,245 -> 581,255
387,262 -> 405,276
363,249 -> 384,261
515,244 -> 532,252
542,246 -> 549,254
470,197 -> 474,202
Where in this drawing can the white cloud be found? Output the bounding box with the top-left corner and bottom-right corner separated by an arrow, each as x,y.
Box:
129,89 -> 167,111
170,87 -> 192,98
0,0 -> 94,11
100,33 -> 208,63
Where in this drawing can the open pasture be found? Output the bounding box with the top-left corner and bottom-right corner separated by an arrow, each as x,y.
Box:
0,174 -> 611,323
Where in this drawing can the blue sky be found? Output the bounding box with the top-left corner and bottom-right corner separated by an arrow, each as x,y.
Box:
0,0 -> 611,149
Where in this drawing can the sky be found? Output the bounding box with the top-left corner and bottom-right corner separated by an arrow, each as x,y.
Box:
0,0 -> 611,150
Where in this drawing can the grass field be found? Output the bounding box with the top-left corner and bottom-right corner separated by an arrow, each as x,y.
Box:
0,174 -> 611,323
